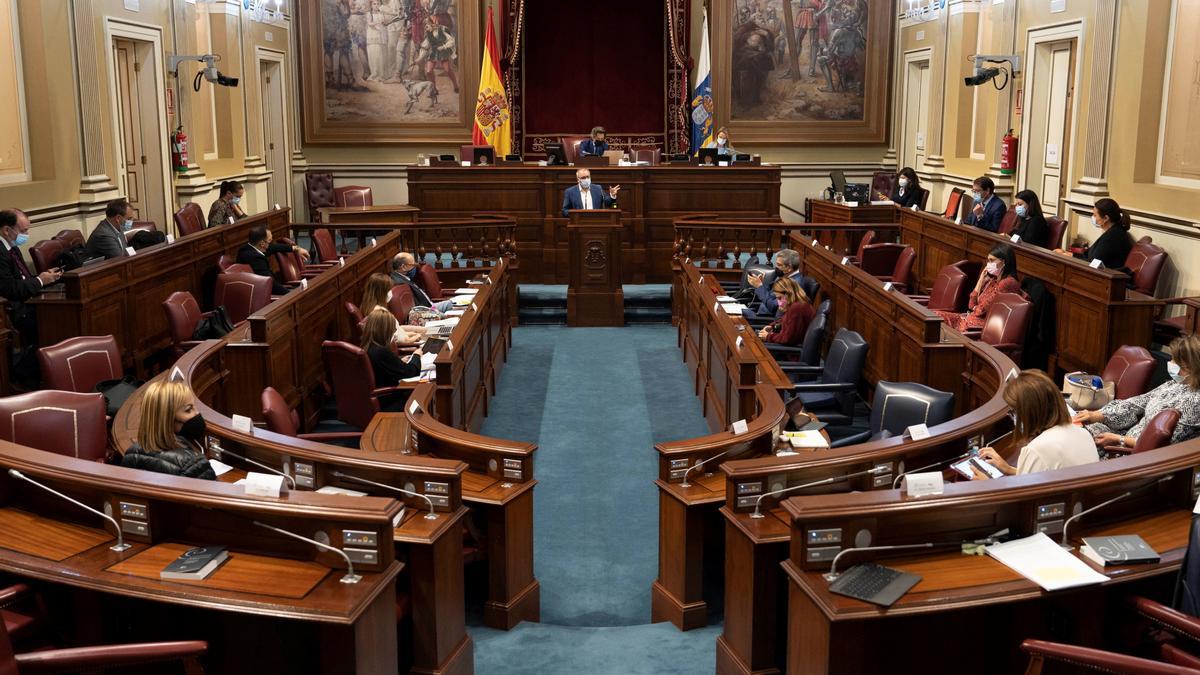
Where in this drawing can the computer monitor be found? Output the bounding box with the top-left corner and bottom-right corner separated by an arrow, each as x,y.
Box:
472,146 -> 496,166
544,142 -> 567,166
697,148 -> 721,165
830,170 -> 848,195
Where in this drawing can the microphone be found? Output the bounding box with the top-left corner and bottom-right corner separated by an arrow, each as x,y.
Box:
750,465 -> 891,519
208,438 -> 295,489
8,469 -> 130,552
892,450 -> 973,489
823,542 -> 949,580
1060,474 -> 1175,548
252,520 -> 362,584
330,470 -> 438,520
680,445 -> 754,488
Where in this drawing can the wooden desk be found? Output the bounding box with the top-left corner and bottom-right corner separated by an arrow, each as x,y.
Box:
896,209 -> 1160,374
318,204 -> 421,224
28,209 -> 288,377
407,164 -> 782,284
0,441 -> 403,674
809,200 -> 898,226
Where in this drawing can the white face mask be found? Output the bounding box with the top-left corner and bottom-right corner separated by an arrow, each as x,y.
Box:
717,137 -> 727,146
386,290 -> 393,303
1168,361 -> 1183,382
579,177 -> 591,189
898,177 -> 908,187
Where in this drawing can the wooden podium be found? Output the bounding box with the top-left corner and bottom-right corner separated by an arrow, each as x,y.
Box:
567,209 -> 624,326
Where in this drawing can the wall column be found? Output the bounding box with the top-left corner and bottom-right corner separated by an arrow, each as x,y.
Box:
70,0 -> 118,203
985,0 -> 1018,195
921,5 -> 950,171
1073,0 -> 1117,199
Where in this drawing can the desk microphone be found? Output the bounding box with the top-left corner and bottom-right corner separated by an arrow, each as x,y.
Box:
750,466 -> 891,519
1060,474 -> 1175,549
208,439 -> 296,490
681,446 -> 752,488
892,451 -> 973,489
330,470 -> 438,520
252,520 -> 361,584
7,469 -> 130,552
823,542 -> 945,580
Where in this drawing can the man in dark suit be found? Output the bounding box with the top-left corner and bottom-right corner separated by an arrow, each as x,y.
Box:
578,126 -> 609,157
235,224 -> 309,295
86,199 -> 134,260
561,169 -> 620,217
2,209 -> 62,385
390,252 -> 455,312
963,176 -> 1006,233
742,248 -> 812,319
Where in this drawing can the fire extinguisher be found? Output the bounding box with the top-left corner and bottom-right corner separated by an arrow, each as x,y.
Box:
171,127 -> 189,173
1000,129 -> 1017,176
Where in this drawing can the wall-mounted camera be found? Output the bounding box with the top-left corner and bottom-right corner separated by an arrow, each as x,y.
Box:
168,54 -> 239,90
963,54 -> 1022,90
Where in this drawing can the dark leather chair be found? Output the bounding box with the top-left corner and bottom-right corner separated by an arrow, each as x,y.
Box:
561,135 -> 589,164
321,341 -> 407,430
36,335 -> 122,393
998,209 -> 1019,236
127,220 -> 158,239
861,244 -> 915,292
52,229 -> 84,250
0,613 -> 207,675
911,263 -> 972,312
305,171 -> 335,222
916,187 -> 930,211
414,264 -> 449,301
963,292 -> 1033,361
261,387 -> 361,445
733,263 -> 774,295
633,148 -> 659,165
1045,216 -> 1067,250
769,311 -> 827,367
846,230 -> 877,266
786,328 -> 869,426
312,228 -> 339,262
459,144 -> 495,164
1102,345 -> 1157,400
162,292 -> 214,359
1125,240 -> 1169,296
389,284 -> 416,321
213,272 -> 273,324
943,188 -> 964,220
869,171 -> 894,200
0,391 -> 108,461
1020,639 -> 1195,674
0,584 -> 44,645
1131,597 -> 1200,669
334,185 -> 373,208
173,203 -> 205,237
1155,297 -> 1200,345
1104,408 -> 1181,458
831,381 -> 955,447
345,302 -> 365,344
28,239 -> 63,274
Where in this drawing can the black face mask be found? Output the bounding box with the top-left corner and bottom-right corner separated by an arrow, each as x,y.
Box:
179,414 -> 207,442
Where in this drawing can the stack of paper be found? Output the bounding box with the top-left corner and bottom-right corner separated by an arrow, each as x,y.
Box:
782,430 -> 829,449
454,288 -> 479,295
720,303 -> 746,315
451,295 -> 474,306
985,533 -> 1109,591
445,309 -> 466,317
716,295 -> 738,303
420,352 -> 438,371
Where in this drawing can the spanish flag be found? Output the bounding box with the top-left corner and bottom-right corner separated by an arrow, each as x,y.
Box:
473,7 -> 511,156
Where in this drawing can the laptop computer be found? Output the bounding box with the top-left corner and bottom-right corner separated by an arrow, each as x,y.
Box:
603,150 -> 624,165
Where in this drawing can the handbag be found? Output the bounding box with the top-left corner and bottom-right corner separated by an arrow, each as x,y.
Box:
59,245 -> 99,270
191,305 -> 236,340
1062,372 -> 1114,411
407,307 -> 443,326
95,376 -> 145,417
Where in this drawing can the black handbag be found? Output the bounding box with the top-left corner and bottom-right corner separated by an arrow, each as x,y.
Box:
59,245 -> 98,270
95,376 -> 145,417
191,305 -> 235,340
129,229 -> 166,250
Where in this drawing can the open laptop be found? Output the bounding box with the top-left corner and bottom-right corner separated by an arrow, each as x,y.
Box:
603,150 -> 624,165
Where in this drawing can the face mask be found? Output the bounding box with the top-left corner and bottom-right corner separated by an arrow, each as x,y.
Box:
1015,205 -> 1027,218
972,191 -> 983,203
406,266 -> 418,279
122,219 -> 134,231
985,261 -> 1001,276
1091,216 -> 1101,229
898,177 -> 908,187
12,232 -> 28,247
1168,362 -> 1183,382
231,196 -> 241,205
579,178 -> 591,189
178,414 -> 206,442
717,137 -> 727,146
386,290 -> 393,303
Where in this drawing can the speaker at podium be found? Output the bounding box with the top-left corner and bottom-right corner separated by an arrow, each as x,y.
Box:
566,209 -> 623,327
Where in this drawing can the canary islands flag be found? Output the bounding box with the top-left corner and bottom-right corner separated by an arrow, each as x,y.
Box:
473,6 -> 511,156
690,8 -> 713,155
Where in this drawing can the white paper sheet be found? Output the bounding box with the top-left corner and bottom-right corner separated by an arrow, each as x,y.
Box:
985,532 -> 1108,591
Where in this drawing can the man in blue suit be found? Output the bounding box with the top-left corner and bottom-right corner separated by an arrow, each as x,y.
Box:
561,169 -> 621,217
578,126 -> 609,157
963,176 -> 1006,232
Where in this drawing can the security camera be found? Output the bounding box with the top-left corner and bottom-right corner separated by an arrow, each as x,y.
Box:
168,54 -> 239,90
963,54 -> 1022,90
964,67 -> 1001,87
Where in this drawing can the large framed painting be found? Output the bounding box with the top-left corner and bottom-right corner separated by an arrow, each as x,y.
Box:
1157,0 -> 1200,186
711,0 -> 894,144
297,0 -> 480,144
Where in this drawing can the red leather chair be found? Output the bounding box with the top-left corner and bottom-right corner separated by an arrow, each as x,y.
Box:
1101,345 -> 1157,400
321,341 -> 407,430
52,229 -> 84,250
1045,216 -> 1067,250
632,148 -> 659,165
0,391 -> 108,461
943,188 -> 964,220
334,185 -> 373,208
1020,639 -> 1197,674
272,237 -> 335,286
28,240 -> 63,274
36,335 -> 122,393
1131,597 -> 1200,669
860,244 -> 915,292
345,302 -> 365,344
964,292 -> 1033,361
561,135 -> 589,164
305,171 -> 335,222
162,291 -> 214,358
0,614 -> 207,675
213,271 -> 273,324
414,264 -> 449,301
1104,408 -> 1181,457
846,230 -> 877,265
312,228 -> 339,262
126,220 -> 158,239
0,584 -> 43,645
910,263 -> 972,312
1125,240 -> 1169,296
173,203 -> 205,237
216,254 -> 253,276
998,209 -> 1019,236
261,387 -> 361,444
389,284 -> 415,321
869,171 -> 894,200
1155,298 -> 1200,345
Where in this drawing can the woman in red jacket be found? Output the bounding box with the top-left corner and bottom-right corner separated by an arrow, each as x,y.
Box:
934,244 -> 1023,332
758,277 -> 814,345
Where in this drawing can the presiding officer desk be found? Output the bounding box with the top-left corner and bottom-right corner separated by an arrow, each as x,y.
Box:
0,440 -> 404,674
407,163 -> 782,284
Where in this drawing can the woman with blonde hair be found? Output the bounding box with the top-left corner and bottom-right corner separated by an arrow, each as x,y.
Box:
121,380 -> 216,479
362,307 -> 422,402
975,370 -> 1097,477
757,277 -> 814,346
360,273 -> 424,346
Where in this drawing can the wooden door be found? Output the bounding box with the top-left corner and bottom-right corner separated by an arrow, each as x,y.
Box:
260,59 -> 289,209
1025,39 -> 1076,217
902,58 -> 930,170
113,38 -> 146,217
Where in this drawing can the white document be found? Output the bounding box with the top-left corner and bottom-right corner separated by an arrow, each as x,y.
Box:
784,430 -> 829,449
870,200 -> 894,206
454,288 -> 479,295
716,295 -> 738,302
208,459 -> 234,476
985,532 -> 1109,591
445,309 -> 466,317
316,485 -> 368,497
451,295 -> 474,306
720,303 -> 747,315
424,318 -> 459,330
420,352 -> 438,371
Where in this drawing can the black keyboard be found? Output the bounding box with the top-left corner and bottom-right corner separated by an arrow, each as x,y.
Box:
828,563 -> 921,607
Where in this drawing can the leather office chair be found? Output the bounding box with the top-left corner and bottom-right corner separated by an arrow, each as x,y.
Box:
768,311 -> 826,366
213,271 -> 273,324
1045,216 -> 1067,250
173,203 -> 206,237
862,244 -> 915,293
52,229 -> 84,250
162,291 -> 213,359
414,264 -> 449,301
1102,345 -> 1157,400
816,298 -> 831,318
562,135 -> 589,164
1155,298 -> 1200,345
261,386 -> 361,445
1125,240 -> 1169,296
1131,597 -> 1200,669
831,381 -> 955,447
0,614 -> 207,675
963,292 -> 1033,361
126,220 -> 157,239
312,228 -> 339,262
217,251 -> 254,276
28,240 -> 63,274
917,187 -> 930,211
389,284 -> 416,321
910,263 -> 972,313
0,391 -> 107,461
1103,408 -> 1180,458
305,171 -> 335,222
869,171 -> 894,200
786,328 -> 869,426
857,242 -> 905,278
632,148 -> 659,165
270,237 -> 322,287
845,230 -> 876,266
334,185 -> 373,208
321,341 -> 408,430
36,335 -> 122,393
345,302 -> 365,344
998,209 -> 1019,236
1020,639 -> 1195,674
0,584 -> 44,645
942,188 -> 964,221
